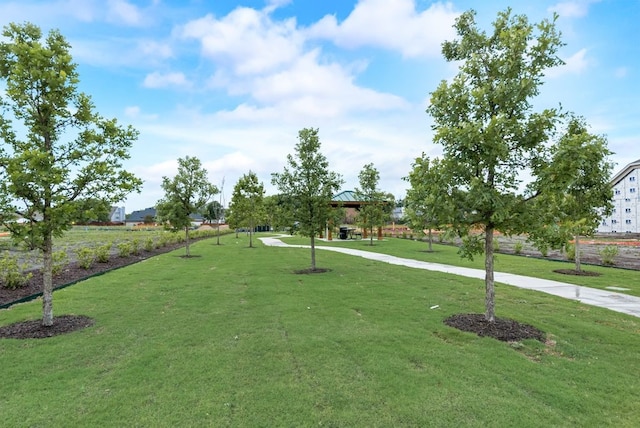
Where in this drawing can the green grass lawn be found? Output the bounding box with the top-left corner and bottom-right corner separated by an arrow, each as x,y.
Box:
1,233 -> 639,426
282,235 -> 640,297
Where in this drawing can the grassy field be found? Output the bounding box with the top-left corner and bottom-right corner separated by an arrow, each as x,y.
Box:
1,233 -> 639,426
281,235 -> 640,297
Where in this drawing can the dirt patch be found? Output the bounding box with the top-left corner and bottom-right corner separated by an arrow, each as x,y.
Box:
444,313 -> 545,342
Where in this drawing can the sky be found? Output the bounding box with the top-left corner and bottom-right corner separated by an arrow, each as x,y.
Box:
0,0 -> 638,213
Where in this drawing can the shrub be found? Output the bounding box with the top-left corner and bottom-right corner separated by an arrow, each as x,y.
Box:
131,238 -> 141,255
159,234 -> 171,247
537,243 -> 549,257
513,241 -> 523,255
144,237 -> 154,252
95,243 -> 112,263
599,245 -> 619,265
117,242 -> 132,257
52,251 -> 68,275
0,251 -> 32,289
492,239 -> 500,252
564,243 -> 576,261
76,247 -> 96,269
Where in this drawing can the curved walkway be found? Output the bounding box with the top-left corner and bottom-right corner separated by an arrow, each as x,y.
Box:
260,236 -> 640,318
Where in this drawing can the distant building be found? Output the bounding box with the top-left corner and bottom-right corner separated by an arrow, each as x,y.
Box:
109,206 -> 126,223
598,159 -> 640,233
126,207 -> 205,228
126,207 -> 157,226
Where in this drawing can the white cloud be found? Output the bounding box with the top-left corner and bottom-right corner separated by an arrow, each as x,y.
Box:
0,0 -> 97,26
125,106 -> 141,117
547,48 -> 590,78
180,8 -> 303,75
306,0 -> 459,58
143,71 -> 189,88
107,0 -> 144,26
264,0 -> 292,14
548,1 -> 600,18
138,40 -> 173,59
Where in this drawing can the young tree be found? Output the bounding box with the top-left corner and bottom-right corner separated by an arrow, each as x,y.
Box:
426,9 -> 612,322
226,171 -> 266,248
272,127 -> 343,271
0,23 -> 142,327
404,155 -> 454,252
354,163 -> 389,246
528,116 -> 614,272
156,156 -> 218,257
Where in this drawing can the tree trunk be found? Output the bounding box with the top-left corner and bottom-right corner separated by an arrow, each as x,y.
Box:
184,227 -> 190,257
216,223 -> 221,245
428,229 -> 433,252
249,220 -> 254,248
42,234 -> 54,326
484,227 -> 496,323
310,235 -> 316,270
369,226 -> 374,246
574,234 -> 581,272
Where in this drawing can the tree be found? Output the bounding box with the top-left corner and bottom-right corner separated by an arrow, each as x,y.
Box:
68,198 -> 112,224
156,156 -> 218,257
404,155 -> 454,252
264,194 -> 295,233
0,22 -> 142,326
426,9 -> 612,322
528,116 -> 614,272
354,163 -> 389,246
226,171 -> 266,248
272,127 -> 343,271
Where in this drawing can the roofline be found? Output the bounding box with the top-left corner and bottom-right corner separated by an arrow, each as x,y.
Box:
611,159 -> 640,186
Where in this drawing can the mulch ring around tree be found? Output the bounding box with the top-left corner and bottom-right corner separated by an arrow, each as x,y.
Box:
444,313 -> 545,342
294,268 -> 331,274
553,269 -> 601,276
0,315 -> 95,339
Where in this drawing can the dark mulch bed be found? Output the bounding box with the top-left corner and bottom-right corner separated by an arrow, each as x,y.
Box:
0,315 -> 94,339
553,269 -> 601,276
0,240 -> 197,339
444,313 -> 545,342
294,268 -> 331,274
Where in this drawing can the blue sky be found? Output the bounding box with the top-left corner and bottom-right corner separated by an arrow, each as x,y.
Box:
1,0 -> 638,212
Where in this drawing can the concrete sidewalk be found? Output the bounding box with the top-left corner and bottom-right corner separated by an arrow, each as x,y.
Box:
260,236 -> 640,318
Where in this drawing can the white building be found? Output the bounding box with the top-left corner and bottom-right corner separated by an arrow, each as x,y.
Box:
109,206 -> 126,223
598,159 -> 640,233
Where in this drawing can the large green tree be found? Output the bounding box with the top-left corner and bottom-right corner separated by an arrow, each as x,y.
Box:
226,171 -> 266,248
156,156 -> 218,257
354,163 -> 390,246
272,127 -> 343,271
0,23 -> 142,326
404,155 -> 454,252
426,9 -> 612,322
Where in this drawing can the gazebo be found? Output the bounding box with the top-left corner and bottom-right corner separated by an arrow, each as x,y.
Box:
326,190 -> 385,240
